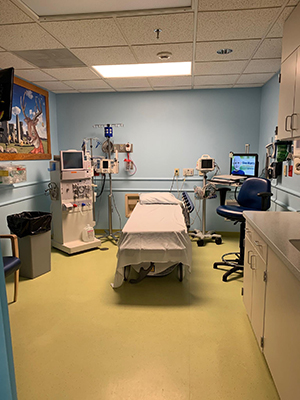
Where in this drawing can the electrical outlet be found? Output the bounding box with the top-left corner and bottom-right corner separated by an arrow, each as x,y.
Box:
183,168 -> 194,176
174,168 -> 179,176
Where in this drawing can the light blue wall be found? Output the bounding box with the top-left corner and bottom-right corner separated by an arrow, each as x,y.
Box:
259,74 -> 300,211
0,248 -> 17,400
56,88 -> 262,232
0,91 -> 59,252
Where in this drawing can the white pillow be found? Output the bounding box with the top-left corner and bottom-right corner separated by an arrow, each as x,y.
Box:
139,192 -> 182,205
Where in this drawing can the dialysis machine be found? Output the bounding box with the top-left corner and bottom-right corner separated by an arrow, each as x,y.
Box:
49,149 -> 101,254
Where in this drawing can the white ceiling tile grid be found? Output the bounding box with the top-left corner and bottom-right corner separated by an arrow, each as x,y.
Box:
0,0 -> 298,92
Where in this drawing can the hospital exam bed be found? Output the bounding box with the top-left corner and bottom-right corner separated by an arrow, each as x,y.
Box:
112,192 -> 192,288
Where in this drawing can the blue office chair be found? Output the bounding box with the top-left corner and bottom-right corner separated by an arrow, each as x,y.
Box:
1,234 -> 21,302
213,177 -> 272,282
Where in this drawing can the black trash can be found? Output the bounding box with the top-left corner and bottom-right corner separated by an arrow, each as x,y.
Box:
7,212 -> 52,279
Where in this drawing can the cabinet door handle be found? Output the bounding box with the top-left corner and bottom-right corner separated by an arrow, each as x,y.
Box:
250,254 -> 256,270
247,250 -> 253,264
285,115 -> 292,132
291,113 -> 298,131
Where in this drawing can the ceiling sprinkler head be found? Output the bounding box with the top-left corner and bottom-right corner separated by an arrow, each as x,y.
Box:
217,48 -> 233,55
157,51 -> 172,60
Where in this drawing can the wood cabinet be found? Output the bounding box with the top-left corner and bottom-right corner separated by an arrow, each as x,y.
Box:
277,3 -> 300,140
263,248 -> 300,400
244,220 -> 300,400
244,230 -> 267,348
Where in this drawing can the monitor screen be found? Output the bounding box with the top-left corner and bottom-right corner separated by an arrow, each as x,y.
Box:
201,159 -> 213,169
61,151 -> 84,170
230,153 -> 258,177
0,67 -> 14,122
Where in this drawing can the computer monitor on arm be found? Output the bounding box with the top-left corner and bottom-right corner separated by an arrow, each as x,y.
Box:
230,153 -> 259,177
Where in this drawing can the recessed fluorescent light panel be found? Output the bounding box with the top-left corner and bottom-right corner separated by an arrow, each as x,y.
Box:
21,0 -> 191,16
93,62 -> 191,78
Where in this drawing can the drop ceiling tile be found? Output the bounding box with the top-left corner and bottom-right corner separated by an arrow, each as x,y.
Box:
133,43 -> 193,63
53,89 -> 79,93
254,38 -> 282,58
197,8 -> 278,41
267,6 -> 295,37
63,80 -> 111,90
154,86 -> 191,91
15,69 -> 56,82
42,67 -> 98,80
116,88 -> 153,92
0,24 -> 63,51
195,40 -> 260,62
117,13 -> 194,45
105,78 -> 151,89
194,60 -> 247,75
78,89 -> 114,92
70,47 -> 136,66
0,52 -> 37,69
34,81 -> 73,91
234,83 -> 263,87
244,58 -> 281,73
198,0 -> 289,10
149,76 -> 192,87
194,75 -> 239,85
41,19 -> 126,48
237,72 -> 275,84
0,0 -> 33,24
193,85 -> 233,89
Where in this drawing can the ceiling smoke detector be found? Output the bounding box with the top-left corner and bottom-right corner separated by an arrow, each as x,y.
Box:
157,52 -> 172,60
217,48 -> 233,55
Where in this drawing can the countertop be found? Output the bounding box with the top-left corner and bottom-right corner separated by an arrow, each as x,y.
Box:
243,211 -> 300,281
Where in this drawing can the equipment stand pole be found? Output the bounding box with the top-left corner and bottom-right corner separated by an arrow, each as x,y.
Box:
202,173 -> 207,235
89,138 -> 96,222
108,173 -> 113,235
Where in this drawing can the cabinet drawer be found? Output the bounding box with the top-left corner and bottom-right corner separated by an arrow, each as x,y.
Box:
282,3 -> 300,62
245,225 -> 267,264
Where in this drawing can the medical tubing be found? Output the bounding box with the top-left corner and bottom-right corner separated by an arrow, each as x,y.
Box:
178,177 -> 186,197
128,161 -> 137,176
169,173 -> 176,192
96,173 -> 106,198
190,201 -> 202,226
112,192 -> 122,232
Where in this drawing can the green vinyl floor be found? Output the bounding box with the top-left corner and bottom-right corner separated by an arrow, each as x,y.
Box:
5,234 -> 279,400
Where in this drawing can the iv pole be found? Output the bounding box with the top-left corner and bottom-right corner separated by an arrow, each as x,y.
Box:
93,123 -> 123,244
192,171 -> 222,246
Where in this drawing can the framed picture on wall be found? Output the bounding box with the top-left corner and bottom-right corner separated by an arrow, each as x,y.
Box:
0,77 -> 51,160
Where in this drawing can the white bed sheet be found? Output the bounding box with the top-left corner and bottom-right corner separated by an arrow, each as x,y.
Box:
112,202 -> 192,288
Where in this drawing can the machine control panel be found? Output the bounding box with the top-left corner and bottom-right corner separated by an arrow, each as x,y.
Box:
60,179 -> 93,211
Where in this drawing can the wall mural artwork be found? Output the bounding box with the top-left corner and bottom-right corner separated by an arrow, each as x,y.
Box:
0,77 -> 51,160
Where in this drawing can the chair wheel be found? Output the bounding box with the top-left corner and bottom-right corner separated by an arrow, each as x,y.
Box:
215,238 -> 222,245
197,239 -> 205,247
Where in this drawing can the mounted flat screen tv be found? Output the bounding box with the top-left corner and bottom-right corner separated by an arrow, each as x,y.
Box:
230,153 -> 259,177
0,67 -> 14,122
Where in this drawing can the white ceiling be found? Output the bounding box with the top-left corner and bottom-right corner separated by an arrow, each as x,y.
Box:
0,0 -> 298,93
